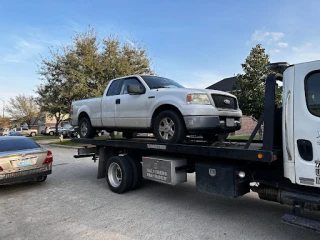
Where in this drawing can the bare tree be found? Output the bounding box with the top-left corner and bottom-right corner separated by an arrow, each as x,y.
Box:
6,94 -> 40,129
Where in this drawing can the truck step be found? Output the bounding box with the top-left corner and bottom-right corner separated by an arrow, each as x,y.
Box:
281,213 -> 320,233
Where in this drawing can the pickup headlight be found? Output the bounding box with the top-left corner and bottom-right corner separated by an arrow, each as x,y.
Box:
186,94 -> 211,105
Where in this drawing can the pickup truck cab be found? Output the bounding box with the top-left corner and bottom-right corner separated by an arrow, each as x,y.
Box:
71,75 -> 242,143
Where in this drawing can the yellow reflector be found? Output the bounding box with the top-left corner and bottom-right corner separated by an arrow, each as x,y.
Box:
258,153 -> 263,159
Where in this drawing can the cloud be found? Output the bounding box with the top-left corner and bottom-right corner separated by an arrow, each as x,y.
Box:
269,42 -> 320,64
251,30 -> 284,42
278,42 -> 288,48
126,39 -> 136,48
270,49 -> 280,53
1,38 -> 44,63
292,43 -> 312,52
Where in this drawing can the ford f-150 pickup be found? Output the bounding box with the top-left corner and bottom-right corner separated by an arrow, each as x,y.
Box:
71,75 -> 242,143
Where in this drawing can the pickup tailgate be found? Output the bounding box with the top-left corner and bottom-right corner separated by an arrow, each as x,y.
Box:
72,97 -> 102,126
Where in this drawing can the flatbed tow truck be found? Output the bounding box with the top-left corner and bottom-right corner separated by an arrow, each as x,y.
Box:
72,61 -> 320,233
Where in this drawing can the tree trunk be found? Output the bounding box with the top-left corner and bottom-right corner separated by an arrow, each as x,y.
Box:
55,115 -> 61,136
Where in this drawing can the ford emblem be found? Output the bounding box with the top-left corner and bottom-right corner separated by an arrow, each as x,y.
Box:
223,99 -> 231,104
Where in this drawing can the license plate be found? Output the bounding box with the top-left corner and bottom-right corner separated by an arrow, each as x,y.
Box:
15,158 -> 36,167
226,118 -> 235,127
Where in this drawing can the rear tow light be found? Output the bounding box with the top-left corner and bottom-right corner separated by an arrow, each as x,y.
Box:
43,151 -> 53,164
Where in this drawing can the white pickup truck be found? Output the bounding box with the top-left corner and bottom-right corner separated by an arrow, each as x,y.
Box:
71,75 -> 242,143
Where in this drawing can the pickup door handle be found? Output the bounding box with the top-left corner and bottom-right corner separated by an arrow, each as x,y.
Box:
115,99 -> 120,104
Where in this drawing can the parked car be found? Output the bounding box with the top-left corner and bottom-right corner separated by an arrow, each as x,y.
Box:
71,75 -> 242,143
13,127 -> 37,137
59,127 -> 79,138
8,131 -> 22,136
44,126 -> 66,136
0,128 -> 10,136
0,136 -> 52,184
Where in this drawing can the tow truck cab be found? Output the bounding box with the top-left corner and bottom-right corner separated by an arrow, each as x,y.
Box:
281,61 -> 320,188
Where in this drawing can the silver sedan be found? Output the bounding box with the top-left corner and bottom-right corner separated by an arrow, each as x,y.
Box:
0,136 -> 52,184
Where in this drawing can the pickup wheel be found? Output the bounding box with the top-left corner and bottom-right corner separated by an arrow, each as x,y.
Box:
79,117 -> 95,138
153,110 -> 186,144
31,132 -> 36,137
49,131 -> 54,136
106,156 -> 133,194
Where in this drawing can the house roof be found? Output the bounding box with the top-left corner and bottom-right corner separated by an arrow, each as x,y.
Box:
206,76 -> 239,92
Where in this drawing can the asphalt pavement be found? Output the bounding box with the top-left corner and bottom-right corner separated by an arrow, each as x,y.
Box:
1,145 -> 319,240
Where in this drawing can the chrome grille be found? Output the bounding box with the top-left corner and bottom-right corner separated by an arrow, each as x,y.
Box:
211,94 -> 237,110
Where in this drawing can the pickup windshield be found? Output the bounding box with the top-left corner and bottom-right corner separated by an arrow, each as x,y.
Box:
141,76 -> 185,89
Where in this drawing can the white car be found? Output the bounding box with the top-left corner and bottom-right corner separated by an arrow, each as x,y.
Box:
71,75 -> 242,143
44,127 -> 66,136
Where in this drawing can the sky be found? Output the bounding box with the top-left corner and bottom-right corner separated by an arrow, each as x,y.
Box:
1,0 -> 320,110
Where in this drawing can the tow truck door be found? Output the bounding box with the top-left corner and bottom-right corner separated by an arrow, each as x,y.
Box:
294,61 -> 320,187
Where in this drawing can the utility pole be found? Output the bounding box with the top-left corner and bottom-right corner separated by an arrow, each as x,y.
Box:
0,98 -> 4,130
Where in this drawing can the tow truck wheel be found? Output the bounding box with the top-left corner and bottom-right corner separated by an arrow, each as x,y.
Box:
153,110 -> 186,144
125,155 -> 143,190
106,156 -> 133,193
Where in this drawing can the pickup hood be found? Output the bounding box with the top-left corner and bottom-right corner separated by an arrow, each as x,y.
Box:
150,88 -> 236,98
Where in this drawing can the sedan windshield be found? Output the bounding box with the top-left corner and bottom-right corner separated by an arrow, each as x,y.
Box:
0,138 -> 40,152
141,76 -> 184,89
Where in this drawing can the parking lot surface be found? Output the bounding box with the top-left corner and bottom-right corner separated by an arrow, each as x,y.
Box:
1,145 -> 319,240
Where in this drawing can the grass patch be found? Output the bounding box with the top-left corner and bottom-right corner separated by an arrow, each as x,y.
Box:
31,135 -> 59,141
228,135 -> 259,140
50,139 -> 92,147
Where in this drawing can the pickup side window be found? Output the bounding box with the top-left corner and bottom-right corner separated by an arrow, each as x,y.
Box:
22,127 -> 28,131
120,78 -> 145,94
306,71 -> 320,117
107,79 -> 122,96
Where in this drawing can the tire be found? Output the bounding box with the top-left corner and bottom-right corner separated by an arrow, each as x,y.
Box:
31,132 -> 36,137
49,131 -> 54,136
125,155 -> 143,190
153,110 -> 186,144
106,156 -> 133,194
79,117 -> 95,139
36,176 -> 47,182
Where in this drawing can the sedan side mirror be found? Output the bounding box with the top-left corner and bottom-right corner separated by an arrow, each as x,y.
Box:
127,84 -> 145,94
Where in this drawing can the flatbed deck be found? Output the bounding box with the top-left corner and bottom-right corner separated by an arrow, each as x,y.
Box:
72,138 -> 281,163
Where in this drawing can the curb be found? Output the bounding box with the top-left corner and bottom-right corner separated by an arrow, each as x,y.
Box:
38,143 -> 84,149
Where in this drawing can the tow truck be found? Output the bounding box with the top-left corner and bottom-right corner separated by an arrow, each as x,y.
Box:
72,60 -> 320,233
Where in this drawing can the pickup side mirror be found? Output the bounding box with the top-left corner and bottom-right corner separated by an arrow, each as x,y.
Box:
127,84 -> 145,94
